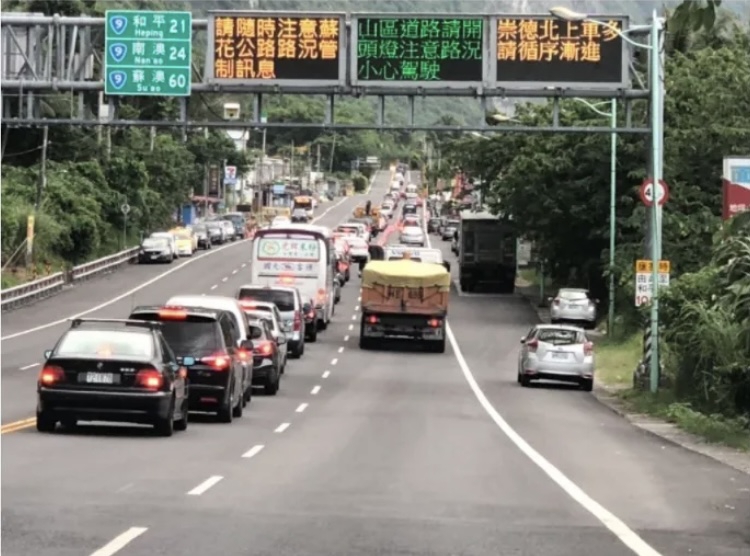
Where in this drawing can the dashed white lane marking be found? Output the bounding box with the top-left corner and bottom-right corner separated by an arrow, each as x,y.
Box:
348,324 -> 354,331
232,269 -> 238,274
20,363 -> 40,370
357,296 -> 361,302
446,324 -> 663,556
201,293 -> 206,296
351,315 -> 357,320
242,444 -> 265,459
337,346 -> 344,353
241,263 -> 246,268
355,305 -> 360,311
275,422 -> 290,433
187,475 -> 224,496
210,284 -> 218,290
221,277 -> 228,282
331,358 -> 338,365
311,385 -> 321,395
344,335 -> 350,342
296,403 -> 308,413
322,371 -> 330,379
89,527 -> 149,556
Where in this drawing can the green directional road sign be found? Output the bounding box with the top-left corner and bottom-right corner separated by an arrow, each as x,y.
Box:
105,10 -> 192,97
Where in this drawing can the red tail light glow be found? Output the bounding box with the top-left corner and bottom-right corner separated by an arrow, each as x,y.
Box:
239,299 -> 255,309
584,342 -> 594,356
366,315 -> 379,324
158,307 -> 188,319
201,353 -> 230,370
255,341 -> 274,356
427,318 -> 441,328
135,368 -> 163,389
526,339 -> 539,353
237,349 -> 250,362
39,365 -> 65,386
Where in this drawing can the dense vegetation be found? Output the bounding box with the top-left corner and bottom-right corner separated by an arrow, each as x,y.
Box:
433,5 -> 750,424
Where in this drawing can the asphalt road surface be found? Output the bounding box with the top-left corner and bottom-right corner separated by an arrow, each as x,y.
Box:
2,170 -> 749,556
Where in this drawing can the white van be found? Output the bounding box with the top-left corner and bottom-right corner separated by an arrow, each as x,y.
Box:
165,295 -> 255,401
251,224 -> 336,332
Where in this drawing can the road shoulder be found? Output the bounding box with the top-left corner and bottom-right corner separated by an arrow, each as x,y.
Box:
516,277 -> 750,477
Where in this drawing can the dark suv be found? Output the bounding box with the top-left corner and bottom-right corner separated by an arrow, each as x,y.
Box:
129,306 -> 250,423
247,318 -> 281,396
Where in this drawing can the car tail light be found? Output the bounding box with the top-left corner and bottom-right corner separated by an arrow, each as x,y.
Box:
293,312 -> 302,331
158,307 -> 187,319
317,289 -> 326,304
39,365 -> 65,386
584,342 -> 594,356
201,352 -> 230,370
427,318 -> 441,328
239,299 -> 255,309
553,298 -> 561,306
135,367 -> 163,389
366,315 -> 379,324
255,340 -> 274,356
237,348 -> 251,362
526,339 -> 539,353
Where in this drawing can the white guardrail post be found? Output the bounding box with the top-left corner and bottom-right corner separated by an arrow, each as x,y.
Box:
1,247 -> 140,312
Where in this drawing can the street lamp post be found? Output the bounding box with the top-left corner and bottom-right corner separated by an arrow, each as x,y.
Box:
572,98 -> 617,337
551,7 -> 665,393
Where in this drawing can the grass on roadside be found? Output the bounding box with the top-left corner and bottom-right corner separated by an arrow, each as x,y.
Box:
595,333 -> 750,451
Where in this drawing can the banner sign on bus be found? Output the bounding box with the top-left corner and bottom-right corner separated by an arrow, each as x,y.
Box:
258,238 -> 320,260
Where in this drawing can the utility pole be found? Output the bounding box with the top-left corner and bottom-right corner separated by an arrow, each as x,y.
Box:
316,143 -> 322,172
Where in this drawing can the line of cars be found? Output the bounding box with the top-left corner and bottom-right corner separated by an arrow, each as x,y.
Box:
36,219 -> 359,436
138,213 -> 248,264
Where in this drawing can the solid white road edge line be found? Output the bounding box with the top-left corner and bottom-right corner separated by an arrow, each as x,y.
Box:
2,239 -> 251,341
322,371 -> 330,379
89,527 -> 149,556
275,422 -> 290,433
241,444 -> 265,459
311,385 -> 321,394
445,325 -> 662,556
296,403 -> 308,413
186,475 -> 224,496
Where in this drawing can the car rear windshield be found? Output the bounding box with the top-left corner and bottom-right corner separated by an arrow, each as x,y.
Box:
56,330 -> 154,358
559,290 -> 588,300
129,315 -> 222,356
248,323 -> 266,340
537,329 -> 581,345
238,288 -> 295,312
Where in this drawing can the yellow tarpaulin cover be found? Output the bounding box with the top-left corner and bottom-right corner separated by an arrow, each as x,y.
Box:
362,260 -> 451,291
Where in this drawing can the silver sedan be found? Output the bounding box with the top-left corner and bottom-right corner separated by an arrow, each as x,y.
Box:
399,225 -> 425,246
549,288 -> 598,329
517,324 -> 595,391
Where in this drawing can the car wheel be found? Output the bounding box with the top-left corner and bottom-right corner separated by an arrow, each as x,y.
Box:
60,417 -> 77,429
218,387 -> 234,423
243,383 -> 253,403
232,390 -> 244,418
307,326 -> 318,342
154,398 -> 175,437
264,370 -> 279,396
580,378 -> 594,392
520,374 -> 531,387
317,319 -> 328,331
36,411 -> 57,432
174,399 -> 189,431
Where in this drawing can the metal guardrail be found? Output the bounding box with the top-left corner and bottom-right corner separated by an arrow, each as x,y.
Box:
1,246 -> 141,312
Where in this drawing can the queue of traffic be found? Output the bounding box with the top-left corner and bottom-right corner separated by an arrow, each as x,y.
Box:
34,206 -> 377,437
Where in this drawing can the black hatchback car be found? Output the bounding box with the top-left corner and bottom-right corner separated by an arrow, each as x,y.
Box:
129,306 -> 251,423
247,317 -> 281,396
36,318 -> 189,436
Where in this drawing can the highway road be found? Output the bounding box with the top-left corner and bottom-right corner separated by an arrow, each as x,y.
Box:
2,170 -> 749,556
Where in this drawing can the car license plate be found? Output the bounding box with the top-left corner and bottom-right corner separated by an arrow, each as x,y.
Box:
551,352 -> 568,360
151,254 -> 158,259
85,372 -> 114,384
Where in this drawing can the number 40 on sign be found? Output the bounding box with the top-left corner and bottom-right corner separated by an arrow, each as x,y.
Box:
634,259 -> 670,307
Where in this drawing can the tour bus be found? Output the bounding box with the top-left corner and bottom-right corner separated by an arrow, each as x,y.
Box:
251,224 -> 335,331
292,195 -> 315,219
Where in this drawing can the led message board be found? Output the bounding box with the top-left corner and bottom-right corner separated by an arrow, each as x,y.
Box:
492,16 -> 629,88
352,16 -> 485,86
206,12 -> 346,85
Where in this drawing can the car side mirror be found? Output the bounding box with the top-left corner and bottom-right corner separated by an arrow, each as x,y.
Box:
520,337 -> 526,343
240,339 -> 254,351
44,349 -> 52,359
278,333 -> 287,344
442,261 -> 451,273
182,356 -> 196,366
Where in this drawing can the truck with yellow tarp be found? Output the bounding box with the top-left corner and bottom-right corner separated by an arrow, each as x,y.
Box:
359,258 -> 450,353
